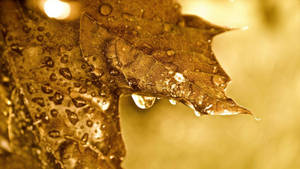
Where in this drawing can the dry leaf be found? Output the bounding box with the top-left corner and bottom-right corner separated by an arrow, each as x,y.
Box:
0,0 -> 251,169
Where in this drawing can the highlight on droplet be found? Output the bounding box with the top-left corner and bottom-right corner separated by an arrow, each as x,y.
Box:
43,0 -> 71,20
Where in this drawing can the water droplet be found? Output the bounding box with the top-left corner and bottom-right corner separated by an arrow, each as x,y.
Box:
174,72 -> 185,83
59,68 -> 72,80
37,26 -> 45,32
166,50 -> 175,56
86,120 -> 93,127
66,109 -> 79,125
37,35 -> 44,42
169,99 -> 177,105
43,56 -> 54,68
41,85 -> 53,94
50,109 -> 59,117
10,43 -> 24,54
72,97 -> 87,108
49,92 -> 64,105
81,133 -> 89,144
32,97 -> 45,107
26,83 -> 35,94
131,94 -> 156,109
48,130 -> 60,138
212,75 -> 226,87
194,110 -> 201,117
99,4 -> 112,16
49,73 -> 57,81
23,25 -> 31,33
60,55 -> 68,63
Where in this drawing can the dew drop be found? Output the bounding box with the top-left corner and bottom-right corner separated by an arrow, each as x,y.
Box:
59,68 -> 72,80
86,120 -> 93,127
48,130 -> 60,138
49,73 -> 57,81
23,25 -> 31,33
66,109 -> 79,125
41,85 -> 53,94
37,35 -> 44,42
99,4 -> 112,16
32,97 -> 45,107
43,56 -> 54,68
49,92 -> 64,105
131,94 -> 156,109
60,55 -> 68,63
37,26 -> 45,32
72,97 -> 87,108
50,109 -> 59,117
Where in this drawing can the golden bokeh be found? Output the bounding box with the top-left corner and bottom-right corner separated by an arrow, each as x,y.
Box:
120,0 -> 300,169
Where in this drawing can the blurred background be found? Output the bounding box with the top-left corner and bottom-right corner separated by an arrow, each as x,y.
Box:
120,0 -> 300,169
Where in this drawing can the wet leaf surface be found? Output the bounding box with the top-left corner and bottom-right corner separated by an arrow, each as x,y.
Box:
0,0 -> 251,169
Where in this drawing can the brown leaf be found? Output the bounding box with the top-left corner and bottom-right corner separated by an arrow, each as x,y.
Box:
0,0 -> 251,169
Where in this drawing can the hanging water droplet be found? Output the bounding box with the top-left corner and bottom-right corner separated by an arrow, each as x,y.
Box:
49,92 -> 64,105
194,110 -> 201,117
131,94 -> 156,109
48,130 -> 60,138
169,99 -> 177,105
59,68 -> 72,80
72,97 -> 87,108
99,3 -> 112,16
66,109 -> 79,125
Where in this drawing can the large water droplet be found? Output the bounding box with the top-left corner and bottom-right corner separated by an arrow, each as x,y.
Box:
66,109 -> 79,125
99,3 -> 112,16
131,94 -> 156,109
72,97 -> 87,108
48,130 -> 60,138
59,68 -> 72,80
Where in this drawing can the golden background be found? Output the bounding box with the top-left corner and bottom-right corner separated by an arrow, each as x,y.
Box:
120,0 -> 300,169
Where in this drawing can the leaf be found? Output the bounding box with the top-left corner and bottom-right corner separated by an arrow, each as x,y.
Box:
0,0 -> 251,169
